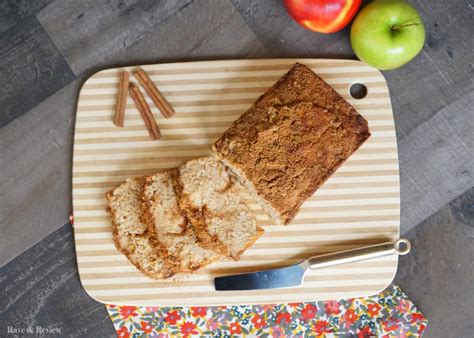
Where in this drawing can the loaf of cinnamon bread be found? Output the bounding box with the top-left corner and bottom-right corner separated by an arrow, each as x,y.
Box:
213,63 -> 371,225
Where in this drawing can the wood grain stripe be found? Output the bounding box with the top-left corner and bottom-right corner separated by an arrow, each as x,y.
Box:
80,86 -> 390,99
93,284 -> 390,303
78,259 -> 394,279
84,273 -> 395,290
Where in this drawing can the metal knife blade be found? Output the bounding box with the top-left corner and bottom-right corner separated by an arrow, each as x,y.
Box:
214,260 -> 310,291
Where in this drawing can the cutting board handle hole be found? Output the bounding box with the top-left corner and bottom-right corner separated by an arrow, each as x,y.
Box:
350,83 -> 368,99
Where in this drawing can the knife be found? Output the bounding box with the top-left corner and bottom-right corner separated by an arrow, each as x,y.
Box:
215,238 -> 411,291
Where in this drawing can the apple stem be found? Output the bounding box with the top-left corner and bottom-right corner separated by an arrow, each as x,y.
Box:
391,23 -> 419,31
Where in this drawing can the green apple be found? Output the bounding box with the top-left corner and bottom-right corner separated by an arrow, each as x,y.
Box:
350,0 -> 425,70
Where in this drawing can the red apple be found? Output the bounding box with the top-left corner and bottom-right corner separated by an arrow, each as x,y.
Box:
285,0 -> 362,33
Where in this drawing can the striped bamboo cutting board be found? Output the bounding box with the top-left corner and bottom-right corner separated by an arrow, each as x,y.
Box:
72,59 -> 399,306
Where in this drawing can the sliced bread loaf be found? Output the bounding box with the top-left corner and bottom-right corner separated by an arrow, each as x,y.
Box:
177,156 -> 264,260
142,170 -> 221,272
106,177 -> 176,279
213,63 -> 370,225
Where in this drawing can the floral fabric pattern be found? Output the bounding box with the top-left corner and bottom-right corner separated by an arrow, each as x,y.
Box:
107,284 -> 427,337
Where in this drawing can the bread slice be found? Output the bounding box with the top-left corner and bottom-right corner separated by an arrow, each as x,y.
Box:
177,156 -> 264,260
142,170 -> 186,234
142,170 -> 221,272
213,63 -> 371,225
106,177 -> 175,279
150,223 -> 221,272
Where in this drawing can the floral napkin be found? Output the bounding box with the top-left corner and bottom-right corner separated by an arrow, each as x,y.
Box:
106,284 -> 427,337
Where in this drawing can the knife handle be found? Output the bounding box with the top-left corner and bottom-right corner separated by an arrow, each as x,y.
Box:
308,239 -> 411,270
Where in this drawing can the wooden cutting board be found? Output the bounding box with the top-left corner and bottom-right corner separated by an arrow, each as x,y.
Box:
72,59 -> 400,306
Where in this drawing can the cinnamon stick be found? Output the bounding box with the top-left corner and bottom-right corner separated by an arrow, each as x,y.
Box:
129,83 -> 161,140
114,71 -> 130,127
133,68 -> 175,118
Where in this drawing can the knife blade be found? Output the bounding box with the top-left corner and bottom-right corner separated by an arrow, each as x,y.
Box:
215,261 -> 310,291
214,239 -> 411,291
